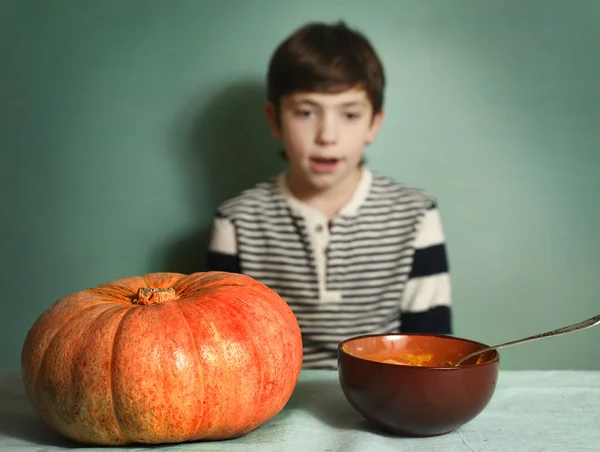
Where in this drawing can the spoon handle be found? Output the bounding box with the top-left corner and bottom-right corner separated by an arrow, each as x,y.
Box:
454,313 -> 600,367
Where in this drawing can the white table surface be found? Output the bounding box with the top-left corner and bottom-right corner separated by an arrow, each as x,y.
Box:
2,369 -> 599,451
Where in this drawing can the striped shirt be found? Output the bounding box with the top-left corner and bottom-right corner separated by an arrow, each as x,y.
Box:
206,168 -> 452,369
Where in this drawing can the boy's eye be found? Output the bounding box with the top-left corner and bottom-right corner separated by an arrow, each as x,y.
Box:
294,109 -> 314,117
344,112 -> 361,120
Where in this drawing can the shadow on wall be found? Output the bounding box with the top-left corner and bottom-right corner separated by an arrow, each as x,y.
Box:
158,79 -> 285,274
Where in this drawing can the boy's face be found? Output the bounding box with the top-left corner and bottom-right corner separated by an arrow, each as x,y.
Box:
265,88 -> 384,192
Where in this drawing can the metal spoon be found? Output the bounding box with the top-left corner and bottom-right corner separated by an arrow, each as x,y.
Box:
453,313 -> 600,367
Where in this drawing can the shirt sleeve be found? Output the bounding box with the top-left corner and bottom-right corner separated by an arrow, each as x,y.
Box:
205,213 -> 242,273
400,203 -> 452,335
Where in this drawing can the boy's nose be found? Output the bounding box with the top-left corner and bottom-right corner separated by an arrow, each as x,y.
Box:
316,118 -> 338,145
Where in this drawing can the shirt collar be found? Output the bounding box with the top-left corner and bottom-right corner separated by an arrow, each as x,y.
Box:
277,168 -> 372,219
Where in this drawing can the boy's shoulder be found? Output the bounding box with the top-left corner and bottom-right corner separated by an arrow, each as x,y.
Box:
369,170 -> 438,209
213,170 -> 439,220
215,177 -> 282,218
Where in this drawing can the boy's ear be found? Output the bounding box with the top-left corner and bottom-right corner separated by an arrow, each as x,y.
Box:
264,102 -> 281,139
366,110 -> 385,144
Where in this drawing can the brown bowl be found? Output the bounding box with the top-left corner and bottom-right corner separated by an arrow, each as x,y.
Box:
337,333 -> 499,437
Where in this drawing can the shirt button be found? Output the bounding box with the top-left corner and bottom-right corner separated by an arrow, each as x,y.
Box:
315,224 -> 324,233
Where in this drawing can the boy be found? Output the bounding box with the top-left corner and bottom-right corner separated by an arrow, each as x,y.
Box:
206,21 -> 452,369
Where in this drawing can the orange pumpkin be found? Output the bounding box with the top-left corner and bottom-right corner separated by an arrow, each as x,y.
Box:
21,271 -> 303,446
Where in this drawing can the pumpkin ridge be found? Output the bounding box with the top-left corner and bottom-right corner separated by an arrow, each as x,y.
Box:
199,286 -> 298,435
31,314 -> 73,424
231,294 -> 265,434
68,305 -> 127,444
178,283 -> 251,300
30,302 -> 113,398
84,285 -> 137,302
175,302 -> 204,440
170,273 -> 202,296
171,277 -> 249,301
28,303 -> 123,442
194,291 -> 266,437
109,307 -> 133,443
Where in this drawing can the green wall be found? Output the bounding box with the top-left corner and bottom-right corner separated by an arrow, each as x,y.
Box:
2,0 -> 599,370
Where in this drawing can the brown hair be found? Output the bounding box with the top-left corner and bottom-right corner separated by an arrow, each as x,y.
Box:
266,21 -> 385,115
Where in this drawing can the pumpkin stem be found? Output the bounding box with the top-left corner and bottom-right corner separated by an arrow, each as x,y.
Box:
132,287 -> 177,305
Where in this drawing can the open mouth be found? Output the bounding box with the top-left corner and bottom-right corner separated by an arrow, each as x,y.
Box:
311,157 -> 339,164
309,156 -> 340,173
